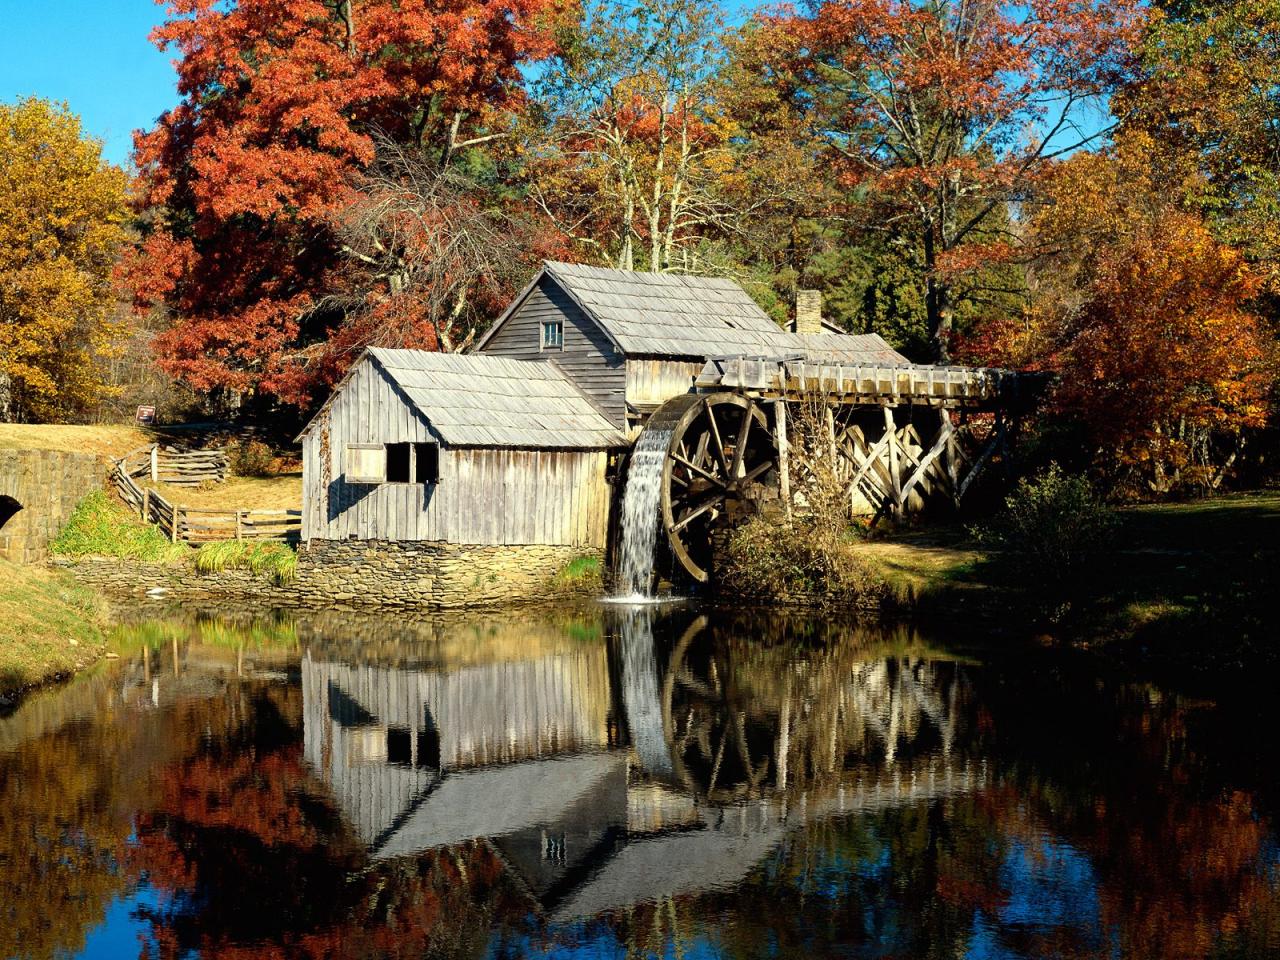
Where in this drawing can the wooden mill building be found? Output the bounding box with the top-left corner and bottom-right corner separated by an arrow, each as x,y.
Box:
298,348 -> 622,547
296,261 -> 1018,601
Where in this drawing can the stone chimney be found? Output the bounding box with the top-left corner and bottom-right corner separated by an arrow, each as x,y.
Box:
793,289 -> 823,334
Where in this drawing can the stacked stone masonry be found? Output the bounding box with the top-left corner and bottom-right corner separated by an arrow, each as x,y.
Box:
0,450 -> 104,563
61,539 -> 601,609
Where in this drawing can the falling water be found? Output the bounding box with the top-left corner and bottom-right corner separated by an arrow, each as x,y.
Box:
612,425 -> 675,600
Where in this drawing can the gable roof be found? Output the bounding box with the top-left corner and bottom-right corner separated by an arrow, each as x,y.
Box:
297,348 -> 626,448
476,261 -> 911,365
368,348 -> 626,448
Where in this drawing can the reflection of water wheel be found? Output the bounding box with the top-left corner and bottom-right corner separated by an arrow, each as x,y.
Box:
645,393 -> 777,583
660,615 -> 772,801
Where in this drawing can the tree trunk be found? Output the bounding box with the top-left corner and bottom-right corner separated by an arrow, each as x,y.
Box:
922,227 -> 952,363
0,371 -> 11,424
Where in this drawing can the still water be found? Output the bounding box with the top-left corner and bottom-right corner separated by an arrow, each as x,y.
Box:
2,604 -> 1278,960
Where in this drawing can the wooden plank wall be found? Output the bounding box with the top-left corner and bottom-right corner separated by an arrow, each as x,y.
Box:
478,276 -> 627,425
625,358 -> 703,409
306,357 -> 612,547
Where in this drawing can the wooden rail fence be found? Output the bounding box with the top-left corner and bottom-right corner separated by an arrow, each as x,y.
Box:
117,443 -> 230,485
110,448 -> 300,544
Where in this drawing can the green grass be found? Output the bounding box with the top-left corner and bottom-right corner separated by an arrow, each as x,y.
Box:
551,554 -> 604,591
0,560 -> 106,695
50,491 -> 188,563
193,539 -> 298,584
861,490 -> 1280,695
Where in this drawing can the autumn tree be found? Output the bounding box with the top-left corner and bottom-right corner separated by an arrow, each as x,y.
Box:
1120,0 -> 1280,283
126,0 -> 565,406
992,137 -> 1276,493
0,98 -> 128,422
755,0 -> 1145,361
528,0 -> 773,273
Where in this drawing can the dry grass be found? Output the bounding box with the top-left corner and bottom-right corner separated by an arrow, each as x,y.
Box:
146,472 -> 303,511
0,424 -> 154,459
855,539 -> 986,604
0,561 -> 107,696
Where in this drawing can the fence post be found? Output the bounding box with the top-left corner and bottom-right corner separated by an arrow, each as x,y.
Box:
235,509 -> 244,540
142,487 -> 150,522
171,507 -> 179,544
150,445 -> 159,483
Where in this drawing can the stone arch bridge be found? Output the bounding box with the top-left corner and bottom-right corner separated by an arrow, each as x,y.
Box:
0,449 -> 103,563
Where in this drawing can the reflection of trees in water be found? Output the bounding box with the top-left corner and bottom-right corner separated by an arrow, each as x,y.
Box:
1,609 -> 1279,959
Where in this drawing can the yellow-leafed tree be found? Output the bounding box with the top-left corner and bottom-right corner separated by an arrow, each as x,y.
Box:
0,97 -> 128,422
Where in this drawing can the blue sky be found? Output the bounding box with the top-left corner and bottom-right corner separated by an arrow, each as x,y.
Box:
0,1 -> 177,167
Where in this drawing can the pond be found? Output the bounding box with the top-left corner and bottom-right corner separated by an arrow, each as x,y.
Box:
2,604 -> 1278,960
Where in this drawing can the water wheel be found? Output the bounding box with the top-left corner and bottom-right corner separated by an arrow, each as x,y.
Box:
645,393 -> 778,583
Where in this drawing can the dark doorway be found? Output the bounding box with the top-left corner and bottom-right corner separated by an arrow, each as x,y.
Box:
0,495 -> 20,531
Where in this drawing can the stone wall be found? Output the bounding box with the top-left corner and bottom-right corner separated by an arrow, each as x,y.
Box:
59,538 -> 602,610
0,450 -> 104,563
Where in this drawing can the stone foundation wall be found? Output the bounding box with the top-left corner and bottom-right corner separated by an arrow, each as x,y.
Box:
0,450 -> 104,563
60,538 -> 601,610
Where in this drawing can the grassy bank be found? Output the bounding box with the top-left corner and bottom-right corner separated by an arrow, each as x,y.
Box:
859,490 -> 1280,693
0,561 -> 107,697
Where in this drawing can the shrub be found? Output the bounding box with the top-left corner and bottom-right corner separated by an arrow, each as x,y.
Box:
721,517 -> 886,609
226,438 -> 277,478
194,540 -> 297,584
51,491 -> 188,564
973,464 -> 1117,589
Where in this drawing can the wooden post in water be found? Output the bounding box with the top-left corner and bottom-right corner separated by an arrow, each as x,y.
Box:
774,399 -> 792,519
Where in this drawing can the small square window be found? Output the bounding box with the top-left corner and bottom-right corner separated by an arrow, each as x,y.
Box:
414,442 -> 439,483
541,319 -> 563,350
386,443 -> 411,483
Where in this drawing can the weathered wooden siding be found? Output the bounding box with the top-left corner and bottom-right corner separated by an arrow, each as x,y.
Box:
625,359 -> 702,409
479,276 -> 626,425
305,357 -> 612,547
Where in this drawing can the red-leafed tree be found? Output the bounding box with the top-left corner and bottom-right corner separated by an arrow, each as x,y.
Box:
757,0 -> 1146,360
125,0 -> 565,405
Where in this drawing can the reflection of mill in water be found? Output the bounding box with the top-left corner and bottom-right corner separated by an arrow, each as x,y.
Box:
302,615 -> 986,921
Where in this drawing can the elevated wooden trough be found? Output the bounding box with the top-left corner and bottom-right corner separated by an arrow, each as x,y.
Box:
695,356 -> 1022,408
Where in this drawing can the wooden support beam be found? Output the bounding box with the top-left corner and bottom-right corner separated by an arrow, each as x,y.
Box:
900,413 -> 954,506
885,406 -> 903,517
774,399 -> 792,519
958,422 -> 1005,501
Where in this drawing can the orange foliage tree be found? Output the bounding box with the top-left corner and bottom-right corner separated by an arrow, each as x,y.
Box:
755,0 -> 1146,361
987,136 -> 1277,493
124,0 -> 565,405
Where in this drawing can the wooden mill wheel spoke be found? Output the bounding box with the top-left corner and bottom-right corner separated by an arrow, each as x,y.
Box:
672,493 -> 726,533
670,450 -> 728,487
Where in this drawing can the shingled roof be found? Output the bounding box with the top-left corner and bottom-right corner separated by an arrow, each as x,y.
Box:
479,261 -> 910,365
368,348 -> 625,449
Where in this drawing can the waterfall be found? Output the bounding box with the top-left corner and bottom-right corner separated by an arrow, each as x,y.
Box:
612,424 -> 674,599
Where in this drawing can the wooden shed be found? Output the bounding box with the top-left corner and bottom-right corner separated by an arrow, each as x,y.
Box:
474,261 -> 908,428
297,348 -> 625,547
